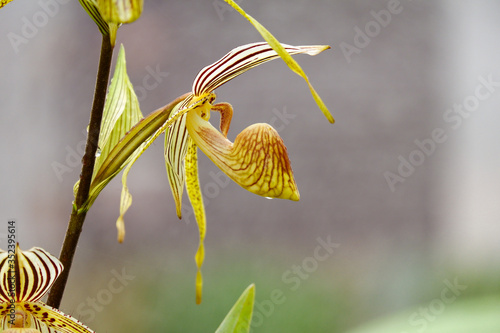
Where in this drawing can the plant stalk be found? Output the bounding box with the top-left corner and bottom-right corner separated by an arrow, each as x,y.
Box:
47,35 -> 114,309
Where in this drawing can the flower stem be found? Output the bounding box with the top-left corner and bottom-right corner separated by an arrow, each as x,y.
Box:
47,35 -> 114,309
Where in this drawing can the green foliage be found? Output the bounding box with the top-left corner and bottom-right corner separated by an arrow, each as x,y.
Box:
216,284 -> 255,333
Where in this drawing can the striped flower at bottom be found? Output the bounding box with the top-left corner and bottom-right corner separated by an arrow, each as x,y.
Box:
0,244 -> 94,333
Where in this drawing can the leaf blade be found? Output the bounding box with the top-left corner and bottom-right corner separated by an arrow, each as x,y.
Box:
215,284 -> 256,333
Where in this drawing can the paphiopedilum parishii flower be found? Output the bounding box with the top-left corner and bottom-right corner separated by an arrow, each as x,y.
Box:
160,42 -> 332,303
0,244 -> 93,333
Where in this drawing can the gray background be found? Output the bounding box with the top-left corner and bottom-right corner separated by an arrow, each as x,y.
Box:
1,0 -> 500,332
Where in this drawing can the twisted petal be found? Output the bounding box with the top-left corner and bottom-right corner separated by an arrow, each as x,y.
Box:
0,245 -> 63,303
221,1 -> 334,123
186,110 -> 299,200
184,138 -> 206,304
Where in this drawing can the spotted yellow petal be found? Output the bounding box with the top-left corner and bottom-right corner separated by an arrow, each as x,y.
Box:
78,0 -> 110,36
10,302 -> 94,333
185,138 -> 206,304
186,109 -> 299,201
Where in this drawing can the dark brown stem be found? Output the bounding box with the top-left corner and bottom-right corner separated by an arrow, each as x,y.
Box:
47,35 -> 114,309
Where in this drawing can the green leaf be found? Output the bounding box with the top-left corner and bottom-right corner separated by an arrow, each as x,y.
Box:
223,0 -> 334,124
75,44 -> 143,212
215,284 -> 256,333
78,0 -> 110,36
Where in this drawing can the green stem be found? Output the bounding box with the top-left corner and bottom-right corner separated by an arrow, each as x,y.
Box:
47,35 -> 114,309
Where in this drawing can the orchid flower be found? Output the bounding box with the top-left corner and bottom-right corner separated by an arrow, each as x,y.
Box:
160,42 -> 331,303
82,3 -> 333,305
82,41 -> 332,306
0,244 -> 93,333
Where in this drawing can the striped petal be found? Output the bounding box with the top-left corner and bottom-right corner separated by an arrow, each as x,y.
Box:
193,42 -> 330,97
186,108 -> 299,200
164,94 -> 215,218
0,245 -> 63,303
184,138 -> 206,304
164,97 -> 193,218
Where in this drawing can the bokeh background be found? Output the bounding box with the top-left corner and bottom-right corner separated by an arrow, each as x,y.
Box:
1,0 -> 500,332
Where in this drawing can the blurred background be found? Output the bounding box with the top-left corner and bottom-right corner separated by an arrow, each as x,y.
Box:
1,0 -> 500,332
